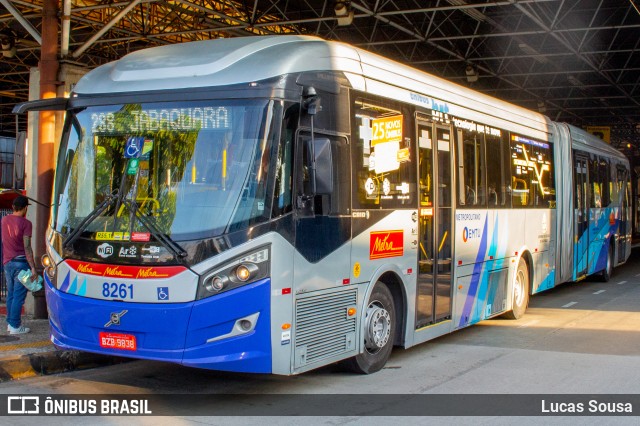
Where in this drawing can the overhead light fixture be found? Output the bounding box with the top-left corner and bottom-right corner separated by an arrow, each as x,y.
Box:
334,2 -> 354,26
0,30 -> 16,58
465,65 -> 478,83
446,0 -> 486,22
518,43 -> 548,64
537,101 -> 546,113
567,75 -> 582,87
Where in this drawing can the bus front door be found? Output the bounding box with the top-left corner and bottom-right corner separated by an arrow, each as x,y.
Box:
574,154 -> 589,279
415,119 -> 454,329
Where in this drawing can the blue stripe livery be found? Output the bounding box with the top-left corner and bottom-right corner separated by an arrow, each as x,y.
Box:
459,216 -> 489,327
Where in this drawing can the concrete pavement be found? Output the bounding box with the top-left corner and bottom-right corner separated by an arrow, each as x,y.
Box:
0,301 -> 128,382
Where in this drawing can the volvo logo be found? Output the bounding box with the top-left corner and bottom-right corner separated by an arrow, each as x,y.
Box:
104,310 -> 128,327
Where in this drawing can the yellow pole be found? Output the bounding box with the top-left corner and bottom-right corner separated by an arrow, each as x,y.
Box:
438,231 -> 448,253
222,149 -> 227,189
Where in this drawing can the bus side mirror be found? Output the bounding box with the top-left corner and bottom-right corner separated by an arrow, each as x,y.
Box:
313,137 -> 332,195
310,137 -> 332,216
296,137 -> 333,216
14,131 -> 26,189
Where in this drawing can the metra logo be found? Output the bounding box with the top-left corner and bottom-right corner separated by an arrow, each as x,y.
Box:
136,268 -> 170,279
66,259 -> 186,279
76,263 -> 102,276
370,230 -> 404,259
462,227 -> 481,242
104,266 -> 135,278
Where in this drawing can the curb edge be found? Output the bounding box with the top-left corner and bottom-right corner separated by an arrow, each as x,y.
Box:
0,350 -> 130,382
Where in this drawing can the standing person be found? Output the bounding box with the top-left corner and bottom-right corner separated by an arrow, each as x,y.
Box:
1,195 -> 37,334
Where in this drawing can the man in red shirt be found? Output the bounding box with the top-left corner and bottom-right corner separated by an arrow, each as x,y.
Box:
1,196 -> 37,334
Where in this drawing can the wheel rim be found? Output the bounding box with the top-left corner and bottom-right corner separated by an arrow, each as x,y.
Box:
364,301 -> 391,353
606,248 -> 612,276
514,268 -> 526,307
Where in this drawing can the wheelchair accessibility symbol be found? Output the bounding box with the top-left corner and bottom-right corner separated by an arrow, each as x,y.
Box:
157,287 -> 169,301
125,136 -> 144,158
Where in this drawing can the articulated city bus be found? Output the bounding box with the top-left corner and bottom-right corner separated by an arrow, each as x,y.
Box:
15,35 -> 630,375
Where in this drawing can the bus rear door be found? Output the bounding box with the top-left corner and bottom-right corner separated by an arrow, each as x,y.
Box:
574,153 -> 589,279
617,166 -> 629,263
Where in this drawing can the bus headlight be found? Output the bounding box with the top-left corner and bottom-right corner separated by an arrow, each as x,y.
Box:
41,254 -> 57,280
197,245 -> 270,300
234,263 -> 258,282
205,275 -> 229,293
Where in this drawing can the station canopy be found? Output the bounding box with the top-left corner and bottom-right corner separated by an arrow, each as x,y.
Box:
0,0 -> 638,148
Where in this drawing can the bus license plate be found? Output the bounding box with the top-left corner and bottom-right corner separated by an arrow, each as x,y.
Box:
99,332 -> 137,351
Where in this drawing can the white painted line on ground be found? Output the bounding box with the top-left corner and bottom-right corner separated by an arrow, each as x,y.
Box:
635,273 -> 640,277
617,280 -> 627,285
517,320 -> 540,328
562,302 -> 578,308
593,290 -> 606,294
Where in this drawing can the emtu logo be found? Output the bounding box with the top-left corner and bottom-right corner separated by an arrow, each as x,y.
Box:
462,227 -> 481,242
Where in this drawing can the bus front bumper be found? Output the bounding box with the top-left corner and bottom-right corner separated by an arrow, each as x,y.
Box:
45,275 -> 272,373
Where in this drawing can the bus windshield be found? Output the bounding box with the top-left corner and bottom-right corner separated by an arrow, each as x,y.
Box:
53,99 -> 280,241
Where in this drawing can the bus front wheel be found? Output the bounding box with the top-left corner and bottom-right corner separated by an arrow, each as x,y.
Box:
503,258 -> 529,320
344,281 -> 395,374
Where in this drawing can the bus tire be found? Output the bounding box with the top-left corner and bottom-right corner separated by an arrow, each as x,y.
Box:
344,281 -> 395,374
600,244 -> 614,282
503,258 -> 529,320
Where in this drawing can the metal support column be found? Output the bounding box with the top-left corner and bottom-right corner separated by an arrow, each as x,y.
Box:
34,0 -> 59,318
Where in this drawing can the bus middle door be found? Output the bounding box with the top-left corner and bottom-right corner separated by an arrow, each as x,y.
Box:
415,118 -> 454,329
616,166 -> 629,263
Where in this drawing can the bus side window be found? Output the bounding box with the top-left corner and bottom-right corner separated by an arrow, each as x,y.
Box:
330,136 -> 350,216
590,155 -> 600,208
509,133 -> 554,208
512,177 -> 528,206
485,130 -> 509,208
600,156 -> 611,207
456,129 -> 486,208
272,103 -> 298,217
272,133 -> 293,217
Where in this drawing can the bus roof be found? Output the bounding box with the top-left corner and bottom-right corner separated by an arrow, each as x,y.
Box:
74,35 -> 350,94
74,35 -> 549,133
566,124 -> 628,161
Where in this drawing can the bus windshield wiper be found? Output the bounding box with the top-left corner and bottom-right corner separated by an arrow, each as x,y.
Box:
63,189 -> 119,250
119,198 -> 187,261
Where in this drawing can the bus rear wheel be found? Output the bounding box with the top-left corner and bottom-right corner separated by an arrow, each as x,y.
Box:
344,281 -> 395,374
503,258 -> 529,320
600,244 -> 613,282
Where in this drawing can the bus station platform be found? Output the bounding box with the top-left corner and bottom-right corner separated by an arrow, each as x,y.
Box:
0,301 -> 128,382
